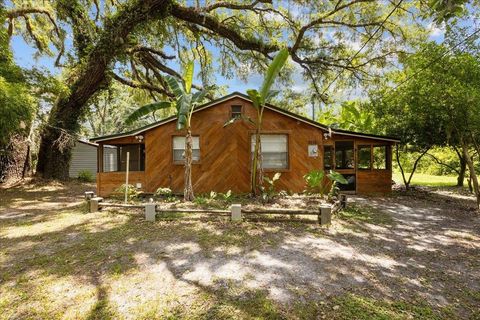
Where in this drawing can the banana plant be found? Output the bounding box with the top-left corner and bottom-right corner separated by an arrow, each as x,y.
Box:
126,61 -> 207,201
224,48 -> 289,196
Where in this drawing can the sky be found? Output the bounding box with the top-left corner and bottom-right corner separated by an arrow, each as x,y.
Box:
8,6 -> 450,117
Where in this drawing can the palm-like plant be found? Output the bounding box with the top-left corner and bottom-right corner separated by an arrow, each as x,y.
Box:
225,49 -> 289,196
126,61 -> 207,201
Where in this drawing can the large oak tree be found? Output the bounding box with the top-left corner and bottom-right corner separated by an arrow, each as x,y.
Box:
3,0 -> 443,179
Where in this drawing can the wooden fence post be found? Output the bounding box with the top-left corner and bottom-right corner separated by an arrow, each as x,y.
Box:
90,197 -> 103,213
145,203 -> 156,222
231,204 -> 242,222
319,204 -> 332,226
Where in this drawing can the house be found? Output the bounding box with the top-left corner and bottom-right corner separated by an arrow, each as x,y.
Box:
90,92 -> 399,196
69,140 -> 117,179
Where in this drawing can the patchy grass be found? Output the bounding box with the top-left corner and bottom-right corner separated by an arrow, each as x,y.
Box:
1,180 -> 479,319
338,204 -> 395,226
393,172 -> 459,187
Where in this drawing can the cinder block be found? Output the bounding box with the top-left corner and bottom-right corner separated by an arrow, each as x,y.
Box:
90,197 -> 103,213
231,204 -> 242,222
320,204 -> 332,225
84,191 -> 94,200
145,203 -> 156,222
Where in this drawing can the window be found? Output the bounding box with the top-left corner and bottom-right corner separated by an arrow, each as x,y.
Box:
373,145 -> 389,170
251,134 -> 288,169
335,141 -> 354,169
323,145 -> 333,170
103,145 -> 118,172
358,145 -> 371,170
231,105 -> 242,119
173,136 -> 200,163
118,144 -> 145,171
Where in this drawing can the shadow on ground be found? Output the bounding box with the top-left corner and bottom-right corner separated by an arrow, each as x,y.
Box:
0,181 -> 479,319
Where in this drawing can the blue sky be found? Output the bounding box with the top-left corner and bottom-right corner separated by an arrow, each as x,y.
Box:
9,12 -> 449,111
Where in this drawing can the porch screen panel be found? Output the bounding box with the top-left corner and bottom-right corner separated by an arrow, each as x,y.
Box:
358,145 -> 371,170
119,144 -> 145,171
251,134 -> 288,169
323,145 -> 333,170
173,136 -> 200,162
373,145 -> 389,170
335,141 -> 354,169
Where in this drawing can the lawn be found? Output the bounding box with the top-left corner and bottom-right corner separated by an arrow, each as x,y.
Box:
393,172 -> 460,187
1,179 -> 479,319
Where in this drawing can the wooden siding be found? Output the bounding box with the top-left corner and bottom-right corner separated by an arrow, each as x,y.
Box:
69,142 -> 97,178
97,171 -> 145,196
96,96 -> 394,196
143,97 -> 324,194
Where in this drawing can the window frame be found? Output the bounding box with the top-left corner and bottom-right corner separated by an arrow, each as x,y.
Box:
249,131 -> 291,172
334,140 -> 355,170
171,134 -> 201,165
102,143 -> 145,172
323,144 -> 334,170
372,144 -> 390,171
357,144 -> 372,170
230,104 -> 243,119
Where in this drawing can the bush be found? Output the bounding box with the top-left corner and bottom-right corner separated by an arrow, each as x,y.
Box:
154,187 -> 172,197
77,170 -> 94,182
114,184 -> 139,201
304,170 -> 347,198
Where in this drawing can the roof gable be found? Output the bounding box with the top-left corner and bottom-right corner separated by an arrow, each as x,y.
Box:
90,92 -> 399,143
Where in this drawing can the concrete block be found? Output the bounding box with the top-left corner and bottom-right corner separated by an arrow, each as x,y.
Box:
84,191 -> 94,200
145,203 -> 156,222
90,197 -> 103,213
231,204 -> 242,222
320,204 -> 332,225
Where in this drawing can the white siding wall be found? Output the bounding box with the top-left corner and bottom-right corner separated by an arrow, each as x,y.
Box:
69,142 -> 97,178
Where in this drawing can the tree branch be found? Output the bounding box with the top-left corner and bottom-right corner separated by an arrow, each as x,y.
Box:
110,72 -> 174,97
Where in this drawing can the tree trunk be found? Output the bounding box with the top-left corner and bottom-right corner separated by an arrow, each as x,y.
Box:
36,0 -> 173,179
457,157 -> 467,187
251,128 -> 262,196
462,143 -> 480,211
453,146 -> 467,187
396,144 -> 430,190
183,129 -> 194,201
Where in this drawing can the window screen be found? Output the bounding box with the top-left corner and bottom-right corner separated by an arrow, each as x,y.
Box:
173,136 -> 200,162
118,144 -> 145,171
251,134 -> 288,169
358,145 -> 371,170
335,141 -> 354,169
324,145 -> 333,170
373,145 -> 388,170
231,105 -> 242,119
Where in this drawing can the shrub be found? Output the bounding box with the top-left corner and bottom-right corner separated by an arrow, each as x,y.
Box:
261,172 -> 281,203
77,170 -> 94,182
154,187 -> 172,197
304,170 -> 348,198
114,184 -> 139,201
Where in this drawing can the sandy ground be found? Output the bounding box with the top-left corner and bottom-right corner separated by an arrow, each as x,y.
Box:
0,180 -> 479,319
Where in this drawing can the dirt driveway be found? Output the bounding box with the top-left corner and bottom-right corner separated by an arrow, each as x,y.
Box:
0,181 -> 479,319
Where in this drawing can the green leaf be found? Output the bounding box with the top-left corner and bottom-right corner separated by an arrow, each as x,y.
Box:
126,101 -> 172,125
328,170 -> 348,184
247,89 -> 262,109
259,48 -> 289,103
183,61 -> 194,94
177,114 -> 187,130
165,75 -> 185,97
192,90 -> 207,105
265,90 -> 280,103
